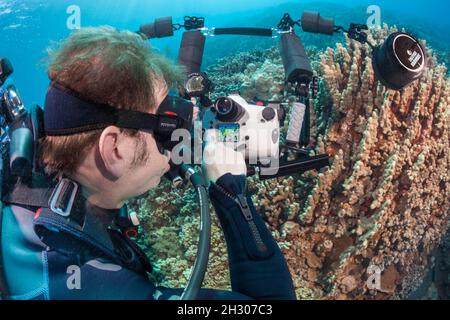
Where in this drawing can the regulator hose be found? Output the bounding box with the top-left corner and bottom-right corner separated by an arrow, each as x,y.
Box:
179,164 -> 211,300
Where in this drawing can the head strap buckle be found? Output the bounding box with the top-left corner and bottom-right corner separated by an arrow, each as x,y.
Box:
48,178 -> 79,217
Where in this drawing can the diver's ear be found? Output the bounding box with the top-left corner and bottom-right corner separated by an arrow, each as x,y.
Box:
98,126 -> 127,180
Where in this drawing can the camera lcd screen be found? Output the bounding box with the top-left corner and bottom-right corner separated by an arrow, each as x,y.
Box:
218,123 -> 240,143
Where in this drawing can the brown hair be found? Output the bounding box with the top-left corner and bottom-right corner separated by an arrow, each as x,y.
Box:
41,26 -> 184,175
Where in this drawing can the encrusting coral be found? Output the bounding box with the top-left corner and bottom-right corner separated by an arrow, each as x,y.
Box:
129,25 -> 450,299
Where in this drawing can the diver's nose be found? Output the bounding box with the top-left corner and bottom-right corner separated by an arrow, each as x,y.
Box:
163,150 -> 171,173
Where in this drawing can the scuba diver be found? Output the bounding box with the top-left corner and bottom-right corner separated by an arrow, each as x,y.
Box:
0,26 -> 296,300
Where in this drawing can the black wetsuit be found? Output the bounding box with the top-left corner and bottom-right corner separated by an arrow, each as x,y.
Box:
0,174 -> 296,300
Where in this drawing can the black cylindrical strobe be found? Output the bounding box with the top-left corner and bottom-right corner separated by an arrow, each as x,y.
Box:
279,32 -> 313,84
178,31 -> 206,76
139,16 -> 174,39
301,12 -> 335,36
259,155 -> 331,180
372,32 -> 427,90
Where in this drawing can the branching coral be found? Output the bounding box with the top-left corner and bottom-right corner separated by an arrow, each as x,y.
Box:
280,25 -> 450,299
130,25 -> 449,300
130,181 -> 231,289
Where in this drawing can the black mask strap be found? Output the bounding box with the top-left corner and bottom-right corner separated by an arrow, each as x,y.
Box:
44,83 -> 182,137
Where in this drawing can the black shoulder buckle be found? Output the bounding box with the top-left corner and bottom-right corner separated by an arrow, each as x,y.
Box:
48,178 -> 79,217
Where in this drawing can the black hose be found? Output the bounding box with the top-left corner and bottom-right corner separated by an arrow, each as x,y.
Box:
180,166 -> 211,300
213,28 -> 273,37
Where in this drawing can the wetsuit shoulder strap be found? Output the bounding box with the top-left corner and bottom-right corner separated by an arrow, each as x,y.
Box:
2,172 -> 56,208
5,177 -> 152,276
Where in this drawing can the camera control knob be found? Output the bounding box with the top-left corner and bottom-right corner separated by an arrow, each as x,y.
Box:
262,107 -> 276,121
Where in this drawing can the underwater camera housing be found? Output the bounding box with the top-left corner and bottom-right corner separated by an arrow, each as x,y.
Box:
202,95 -> 281,165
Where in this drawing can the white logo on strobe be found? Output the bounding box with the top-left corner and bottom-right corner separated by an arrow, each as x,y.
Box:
408,50 -> 422,68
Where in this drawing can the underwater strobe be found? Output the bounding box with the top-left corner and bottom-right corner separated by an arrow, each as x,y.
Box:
372,32 -> 427,90
297,12 -> 428,90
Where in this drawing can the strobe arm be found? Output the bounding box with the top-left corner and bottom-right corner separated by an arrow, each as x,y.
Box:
249,155 -> 331,180
138,16 -> 207,40
335,23 -> 370,45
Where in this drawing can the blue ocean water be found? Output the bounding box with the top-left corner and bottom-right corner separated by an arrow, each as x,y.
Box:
0,0 -> 449,107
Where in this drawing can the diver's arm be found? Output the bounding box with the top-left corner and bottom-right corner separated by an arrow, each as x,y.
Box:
209,174 -> 297,300
46,253 -> 252,300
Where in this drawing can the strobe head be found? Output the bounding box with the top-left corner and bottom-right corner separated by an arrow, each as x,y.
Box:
0,58 -> 13,87
373,32 -> 427,90
301,12 -> 335,36
214,97 -> 245,122
139,16 -> 174,39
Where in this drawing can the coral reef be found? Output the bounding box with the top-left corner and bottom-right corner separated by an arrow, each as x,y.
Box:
276,25 -> 449,300
129,25 -> 449,300
129,181 -> 232,290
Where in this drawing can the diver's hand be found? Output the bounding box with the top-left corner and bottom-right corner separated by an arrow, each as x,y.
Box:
202,129 -> 247,184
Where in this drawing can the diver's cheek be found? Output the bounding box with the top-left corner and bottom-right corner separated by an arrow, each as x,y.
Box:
157,153 -> 170,176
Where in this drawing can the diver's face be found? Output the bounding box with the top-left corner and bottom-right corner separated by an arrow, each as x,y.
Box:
125,131 -> 170,196
121,83 -> 170,197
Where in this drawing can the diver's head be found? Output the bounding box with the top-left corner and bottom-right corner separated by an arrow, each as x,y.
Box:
41,26 -> 184,209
